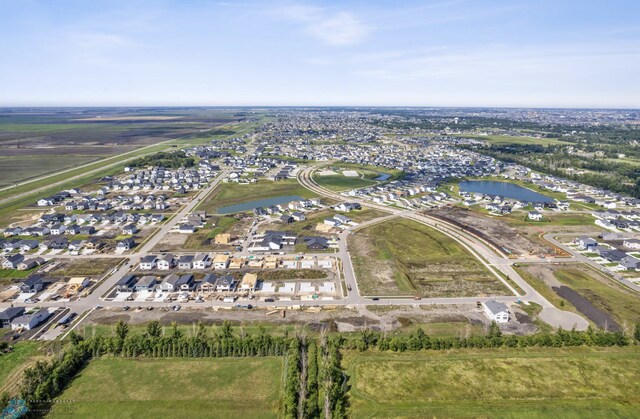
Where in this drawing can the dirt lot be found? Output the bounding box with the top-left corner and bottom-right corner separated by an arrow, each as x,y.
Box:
429,206 -> 553,256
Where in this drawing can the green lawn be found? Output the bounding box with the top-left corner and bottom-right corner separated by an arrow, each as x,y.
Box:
313,164 -> 404,192
344,347 -> 640,418
198,179 -> 317,213
0,268 -> 33,285
48,357 -> 283,418
349,218 -> 508,297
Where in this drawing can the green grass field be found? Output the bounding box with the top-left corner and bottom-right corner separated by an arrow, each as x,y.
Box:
553,265 -> 640,326
344,347 -> 640,418
349,218 -> 508,297
48,357 -> 283,418
0,342 -> 43,396
198,179 -> 317,213
313,164 -> 403,192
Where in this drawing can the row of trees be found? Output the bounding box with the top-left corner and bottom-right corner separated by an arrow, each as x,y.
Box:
129,151 -> 195,169
344,324 -> 632,352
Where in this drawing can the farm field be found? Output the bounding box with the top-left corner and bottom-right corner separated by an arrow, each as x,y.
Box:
349,218 -> 508,297
198,179 -> 317,214
0,154 -> 107,188
344,347 -> 640,418
48,357 -> 283,418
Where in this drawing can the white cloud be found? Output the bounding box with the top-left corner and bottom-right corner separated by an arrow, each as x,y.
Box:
277,3 -> 369,46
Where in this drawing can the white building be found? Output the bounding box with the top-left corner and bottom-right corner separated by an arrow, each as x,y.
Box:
482,300 -> 510,323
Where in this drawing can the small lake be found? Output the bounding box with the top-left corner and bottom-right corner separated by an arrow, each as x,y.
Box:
458,181 -> 554,203
217,195 -> 305,214
375,172 -> 391,181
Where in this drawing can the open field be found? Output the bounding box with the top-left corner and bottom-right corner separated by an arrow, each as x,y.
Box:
198,179 -> 317,214
313,163 -> 403,192
349,218 -> 507,297
49,357 -> 283,418
517,263 -> 640,331
344,347 -> 640,418
0,342 -> 44,396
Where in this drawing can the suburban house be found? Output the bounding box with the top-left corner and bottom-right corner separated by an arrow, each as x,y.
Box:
527,210 -> 544,221
134,276 -> 157,292
193,253 -> 211,269
215,275 -> 236,292
19,276 -> 44,293
159,273 -> 192,292
214,233 -> 231,244
302,236 -> 329,251
139,255 -> 158,270
157,254 -> 174,270
0,306 -> 25,327
115,274 -> 137,293
575,236 -> 598,250
177,255 -> 194,270
482,300 -> 510,323
213,254 -> 230,269
198,274 -> 218,292
116,238 -> 136,251
2,254 -> 24,269
122,224 -> 138,235
11,308 -> 52,331
239,273 -> 258,291
624,239 -> 640,250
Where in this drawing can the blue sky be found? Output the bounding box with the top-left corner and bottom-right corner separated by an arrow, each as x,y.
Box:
1,0 -> 639,107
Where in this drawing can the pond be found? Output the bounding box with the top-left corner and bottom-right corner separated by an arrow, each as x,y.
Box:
458,180 -> 554,203
375,172 -> 391,181
216,195 -> 305,214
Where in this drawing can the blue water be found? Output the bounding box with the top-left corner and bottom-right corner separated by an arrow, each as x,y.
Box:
458,181 -> 554,203
217,195 -> 305,214
375,172 -> 391,181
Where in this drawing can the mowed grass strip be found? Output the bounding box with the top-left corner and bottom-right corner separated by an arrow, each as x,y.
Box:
344,347 -> 640,418
349,218 -> 507,297
48,357 -> 283,418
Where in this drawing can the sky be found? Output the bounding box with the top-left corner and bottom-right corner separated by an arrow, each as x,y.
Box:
1,0 -> 639,108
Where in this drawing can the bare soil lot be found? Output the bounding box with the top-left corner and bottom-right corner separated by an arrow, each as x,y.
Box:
429,206 -> 552,256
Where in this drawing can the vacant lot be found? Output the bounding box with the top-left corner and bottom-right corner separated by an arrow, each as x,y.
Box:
344,347 -> 640,418
349,218 -> 507,297
263,208 -> 388,237
517,263 -> 640,330
198,179 -> 317,214
49,357 -> 283,418
313,164 -> 403,191
429,206 -> 555,256
48,258 -> 124,278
